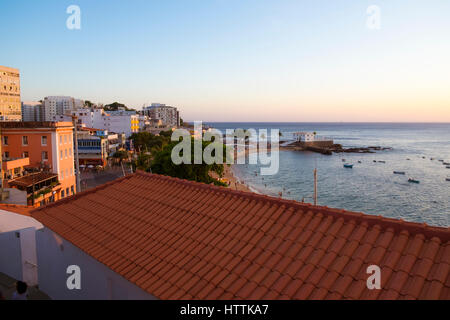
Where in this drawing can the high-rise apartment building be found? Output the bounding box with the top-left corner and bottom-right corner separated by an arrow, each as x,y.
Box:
42,96 -> 84,121
0,66 -> 21,121
143,103 -> 180,127
22,101 -> 44,122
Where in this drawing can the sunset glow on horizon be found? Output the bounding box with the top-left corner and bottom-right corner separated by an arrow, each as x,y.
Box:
1,0 -> 449,122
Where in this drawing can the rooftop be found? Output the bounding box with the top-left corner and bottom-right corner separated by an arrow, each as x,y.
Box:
0,205 -> 42,232
8,172 -> 59,188
0,121 -> 73,129
31,172 -> 450,300
0,204 -> 33,217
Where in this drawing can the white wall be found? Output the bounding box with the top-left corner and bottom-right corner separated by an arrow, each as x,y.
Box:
0,230 -> 23,280
36,227 -> 155,300
0,210 -> 43,285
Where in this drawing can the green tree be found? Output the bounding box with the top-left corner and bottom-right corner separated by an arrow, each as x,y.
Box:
129,131 -> 172,154
104,102 -> 135,112
150,138 -> 228,186
112,150 -> 128,162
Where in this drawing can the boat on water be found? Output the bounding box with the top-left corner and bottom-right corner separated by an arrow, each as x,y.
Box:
344,164 -> 354,168
378,161 -> 386,163
446,166 -> 450,169
393,171 -> 406,175
446,178 -> 450,182
358,161 -> 362,163
408,178 -> 420,184
443,162 -> 450,165
438,160 -> 444,162
373,160 -> 377,163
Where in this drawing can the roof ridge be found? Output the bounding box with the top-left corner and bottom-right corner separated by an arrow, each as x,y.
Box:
133,171 -> 450,242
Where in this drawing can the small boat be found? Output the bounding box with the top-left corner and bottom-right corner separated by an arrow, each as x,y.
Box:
344,164 -> 354,168
358,161 -> 362,163
408,178 -> 420,184
373,160 -> 377,163
378,160 -> 386,164
438,160 -> 444,162
446,166 -> 450,169
393,171 -> 406,175
446,178 -> 450,182
443,162 -> 450,165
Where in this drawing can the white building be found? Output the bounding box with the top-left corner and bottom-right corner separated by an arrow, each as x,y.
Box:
0,205 -> 43,286
72,109 -> 139,137
42,96 -> 84,121
293,132 -> 316,142
143,103 -> 179,127
21,101 -> 43,122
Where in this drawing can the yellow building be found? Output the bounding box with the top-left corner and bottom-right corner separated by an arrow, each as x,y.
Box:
0,66 -> 21,121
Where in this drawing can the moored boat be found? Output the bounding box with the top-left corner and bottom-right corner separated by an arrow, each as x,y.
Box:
393,171 -> 406,175
408,178 -> 420,184
344,164 -> 354,168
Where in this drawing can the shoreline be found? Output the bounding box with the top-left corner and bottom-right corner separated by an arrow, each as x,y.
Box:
222,165 -> 254,193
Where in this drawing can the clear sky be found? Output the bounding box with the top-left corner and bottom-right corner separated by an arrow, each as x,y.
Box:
1,0 -> 449,122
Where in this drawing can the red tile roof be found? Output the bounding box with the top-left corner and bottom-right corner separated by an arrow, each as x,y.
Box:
0,204 -> 33,216
31,171 -> 450,300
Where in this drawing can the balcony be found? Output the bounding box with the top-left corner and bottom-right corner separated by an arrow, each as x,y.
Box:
2,157 -> 30,172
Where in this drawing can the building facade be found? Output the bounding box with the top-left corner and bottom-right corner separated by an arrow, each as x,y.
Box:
73,109 -> 139,137
77,130 -> 108,167
143,103 -> 179,127
0,122 -> 77,205
42,96 -> 83,121
22,101 -> 44,122
0,66 -> 21,121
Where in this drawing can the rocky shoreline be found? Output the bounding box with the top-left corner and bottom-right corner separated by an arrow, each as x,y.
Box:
281,141 -> 392,155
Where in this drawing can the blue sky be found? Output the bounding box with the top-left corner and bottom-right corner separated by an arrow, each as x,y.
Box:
1,0 -> 449,121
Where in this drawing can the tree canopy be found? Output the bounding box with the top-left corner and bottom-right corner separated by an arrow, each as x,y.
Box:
104,102 -> 135,112
150,139 -> 228,186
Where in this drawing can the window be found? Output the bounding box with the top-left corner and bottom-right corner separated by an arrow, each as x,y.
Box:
66,188 -> 69,196
2,136 -> 8,145
61,170 -> 64,180
65,149 -> 68,158
61,190 -> 65,198
23,151 -> 29,158
60,150 -> 63,160
41,136 -> 47,146
42,151 -> 48,161
71,185 -> 75,195
69,148 -> 72,157
4,151 -> 9,159
22,136 -> 28,146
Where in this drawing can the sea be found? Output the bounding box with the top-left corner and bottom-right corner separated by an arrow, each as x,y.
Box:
206,122 -> 450,227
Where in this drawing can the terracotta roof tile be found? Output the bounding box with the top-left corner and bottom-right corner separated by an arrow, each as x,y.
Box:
31,171 -> 450,300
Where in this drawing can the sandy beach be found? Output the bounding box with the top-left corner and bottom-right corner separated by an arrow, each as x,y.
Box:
223,165 -> 253,192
